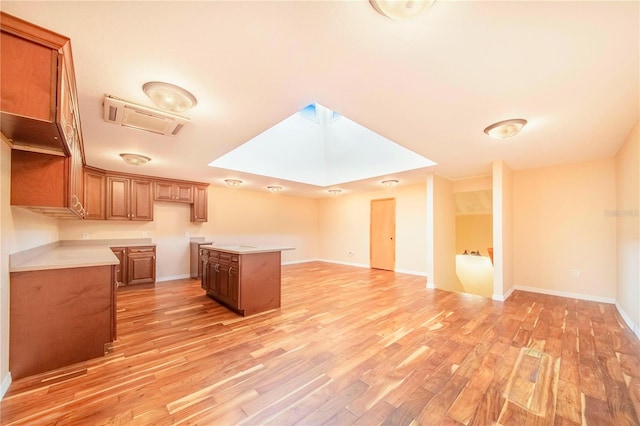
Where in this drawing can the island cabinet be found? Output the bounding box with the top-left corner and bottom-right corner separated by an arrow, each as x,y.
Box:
201,248 -> 281,316
106,175 -> 154,221
111,246 -> 156,286
10,264 -> 117,380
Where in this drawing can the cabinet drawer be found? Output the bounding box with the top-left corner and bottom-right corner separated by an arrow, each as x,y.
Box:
128,246 -> 155,254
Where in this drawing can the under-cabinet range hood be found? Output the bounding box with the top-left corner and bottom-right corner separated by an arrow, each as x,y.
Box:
102,95 -> 189,136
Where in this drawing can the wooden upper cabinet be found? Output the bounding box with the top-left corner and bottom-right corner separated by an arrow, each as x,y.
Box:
0,12 -> 82,156
106,176 -> 153,221
84,168 -> 105,220
191,185 -> 208,222
155,181 -> 193,203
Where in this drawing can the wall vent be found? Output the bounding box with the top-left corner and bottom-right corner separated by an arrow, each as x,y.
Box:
102,95 -> 189,136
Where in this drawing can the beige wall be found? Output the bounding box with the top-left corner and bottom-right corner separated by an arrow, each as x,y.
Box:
427,175 -> 463,292
317,183 -> 428,275
456,214 -> 493,256
616,120 -> 640,336
513,158 -> 617,301
1,141 -> 60,398
59,186 -> 319,280
493,160 -> 514,300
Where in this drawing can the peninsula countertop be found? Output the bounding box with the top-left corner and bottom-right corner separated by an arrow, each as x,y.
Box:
9,239 -> 155,273
199,245 -> 295,255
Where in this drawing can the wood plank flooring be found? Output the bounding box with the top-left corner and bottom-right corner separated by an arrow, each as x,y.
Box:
1,261 -> 639,425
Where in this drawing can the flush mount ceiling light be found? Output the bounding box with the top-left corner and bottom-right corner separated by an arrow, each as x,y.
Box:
142,81 -> 197,113
328,189 -> 342,195
120,153 -> 151,166
224,179 -> 242,188
370,0 -> 436,20
484,119 -> 527,139
267,185 -> 282,193
381,179 -> 399,188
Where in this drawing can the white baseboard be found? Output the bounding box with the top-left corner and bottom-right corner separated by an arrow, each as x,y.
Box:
315,258 -> 370,269
493,286 -> 515,302
282,258 -> 319,266
615,302 -> 640,339
513,285 -> 616,304
395,268 -> 428,277
156,274 -> 191,283
426,282 -> 436,289
0,372 -> 11,400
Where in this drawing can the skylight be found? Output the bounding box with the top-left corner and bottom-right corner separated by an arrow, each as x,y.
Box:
209,103 -> 436,187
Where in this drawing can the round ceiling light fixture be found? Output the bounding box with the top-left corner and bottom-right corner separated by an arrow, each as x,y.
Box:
370,0 -> 436,20
224,179 -> 243,188
120,153 -> 151,166
142,81 -> 197,113
267,185 -> 282,193
328,189 -> 342,195
381,179 -> 399,188
484,119 -> 527,139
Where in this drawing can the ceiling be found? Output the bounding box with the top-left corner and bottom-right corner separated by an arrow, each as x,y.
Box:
2,1 -> 638,198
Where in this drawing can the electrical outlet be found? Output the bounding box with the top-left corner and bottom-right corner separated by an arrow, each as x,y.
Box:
348,251 -> 354,257
572,269 -> 581,278
142,231 -> 148,238
82,233 -> 89,240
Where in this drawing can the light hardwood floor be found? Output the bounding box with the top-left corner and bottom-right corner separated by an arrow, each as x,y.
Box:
1,261 -> 639,425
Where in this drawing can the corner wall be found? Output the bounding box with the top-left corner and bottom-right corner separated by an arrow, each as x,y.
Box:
427,174 -> 462,292
513,158 -> 617,302
317,183 -> 428,275
615,120 -> 640,337
1,140 -> 60,399
493,160 -> 514,300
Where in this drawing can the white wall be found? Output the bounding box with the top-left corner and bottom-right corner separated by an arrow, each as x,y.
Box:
317,183 -> 427,275
513,158 -> 617,302
1,140 -> 60,399
616,120 -> 640,337
58,186 -> 319,280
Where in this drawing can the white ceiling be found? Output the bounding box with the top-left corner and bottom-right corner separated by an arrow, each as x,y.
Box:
2,1 -> 638,198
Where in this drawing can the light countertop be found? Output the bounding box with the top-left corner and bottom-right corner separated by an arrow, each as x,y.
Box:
200,245 -> 295,255
10,245 -> 119,272
9,239 -> 155,272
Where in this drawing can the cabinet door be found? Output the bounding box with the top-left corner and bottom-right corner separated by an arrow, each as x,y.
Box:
154,182 -> 175,202
0,31 -> 55,121
84,169 -> 105,220
106,176 -> 130,220
200,250 -> 209,291
191,185 -> 208,222
206,260 -> 219,297
69,128 -> 85,218
127,253 -> 156,285
111,247 -> 127,286
174,184 -> 193,203
131,179 -> 153,221
228,265 -> 240,307
217,262 -> 231,304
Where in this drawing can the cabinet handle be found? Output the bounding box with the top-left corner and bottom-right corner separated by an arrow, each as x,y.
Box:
228,268 -> 232,276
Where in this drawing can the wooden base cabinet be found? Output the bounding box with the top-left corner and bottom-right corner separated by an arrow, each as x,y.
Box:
9,265 -> 116,380
201,249 -> 281,316
111,246 -> 156,286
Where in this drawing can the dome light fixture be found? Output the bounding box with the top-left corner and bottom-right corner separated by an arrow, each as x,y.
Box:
267,185 -> 282,193
142,81 -> 197,113
381,179 -> 399,188
120,153 -> 151,166
328,189 -> 342,195
224,179 -> 242,188
484,119 -> 527,139
370,0 -> 436,20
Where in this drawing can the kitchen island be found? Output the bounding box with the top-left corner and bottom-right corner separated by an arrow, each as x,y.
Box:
200,245 -> 294,316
